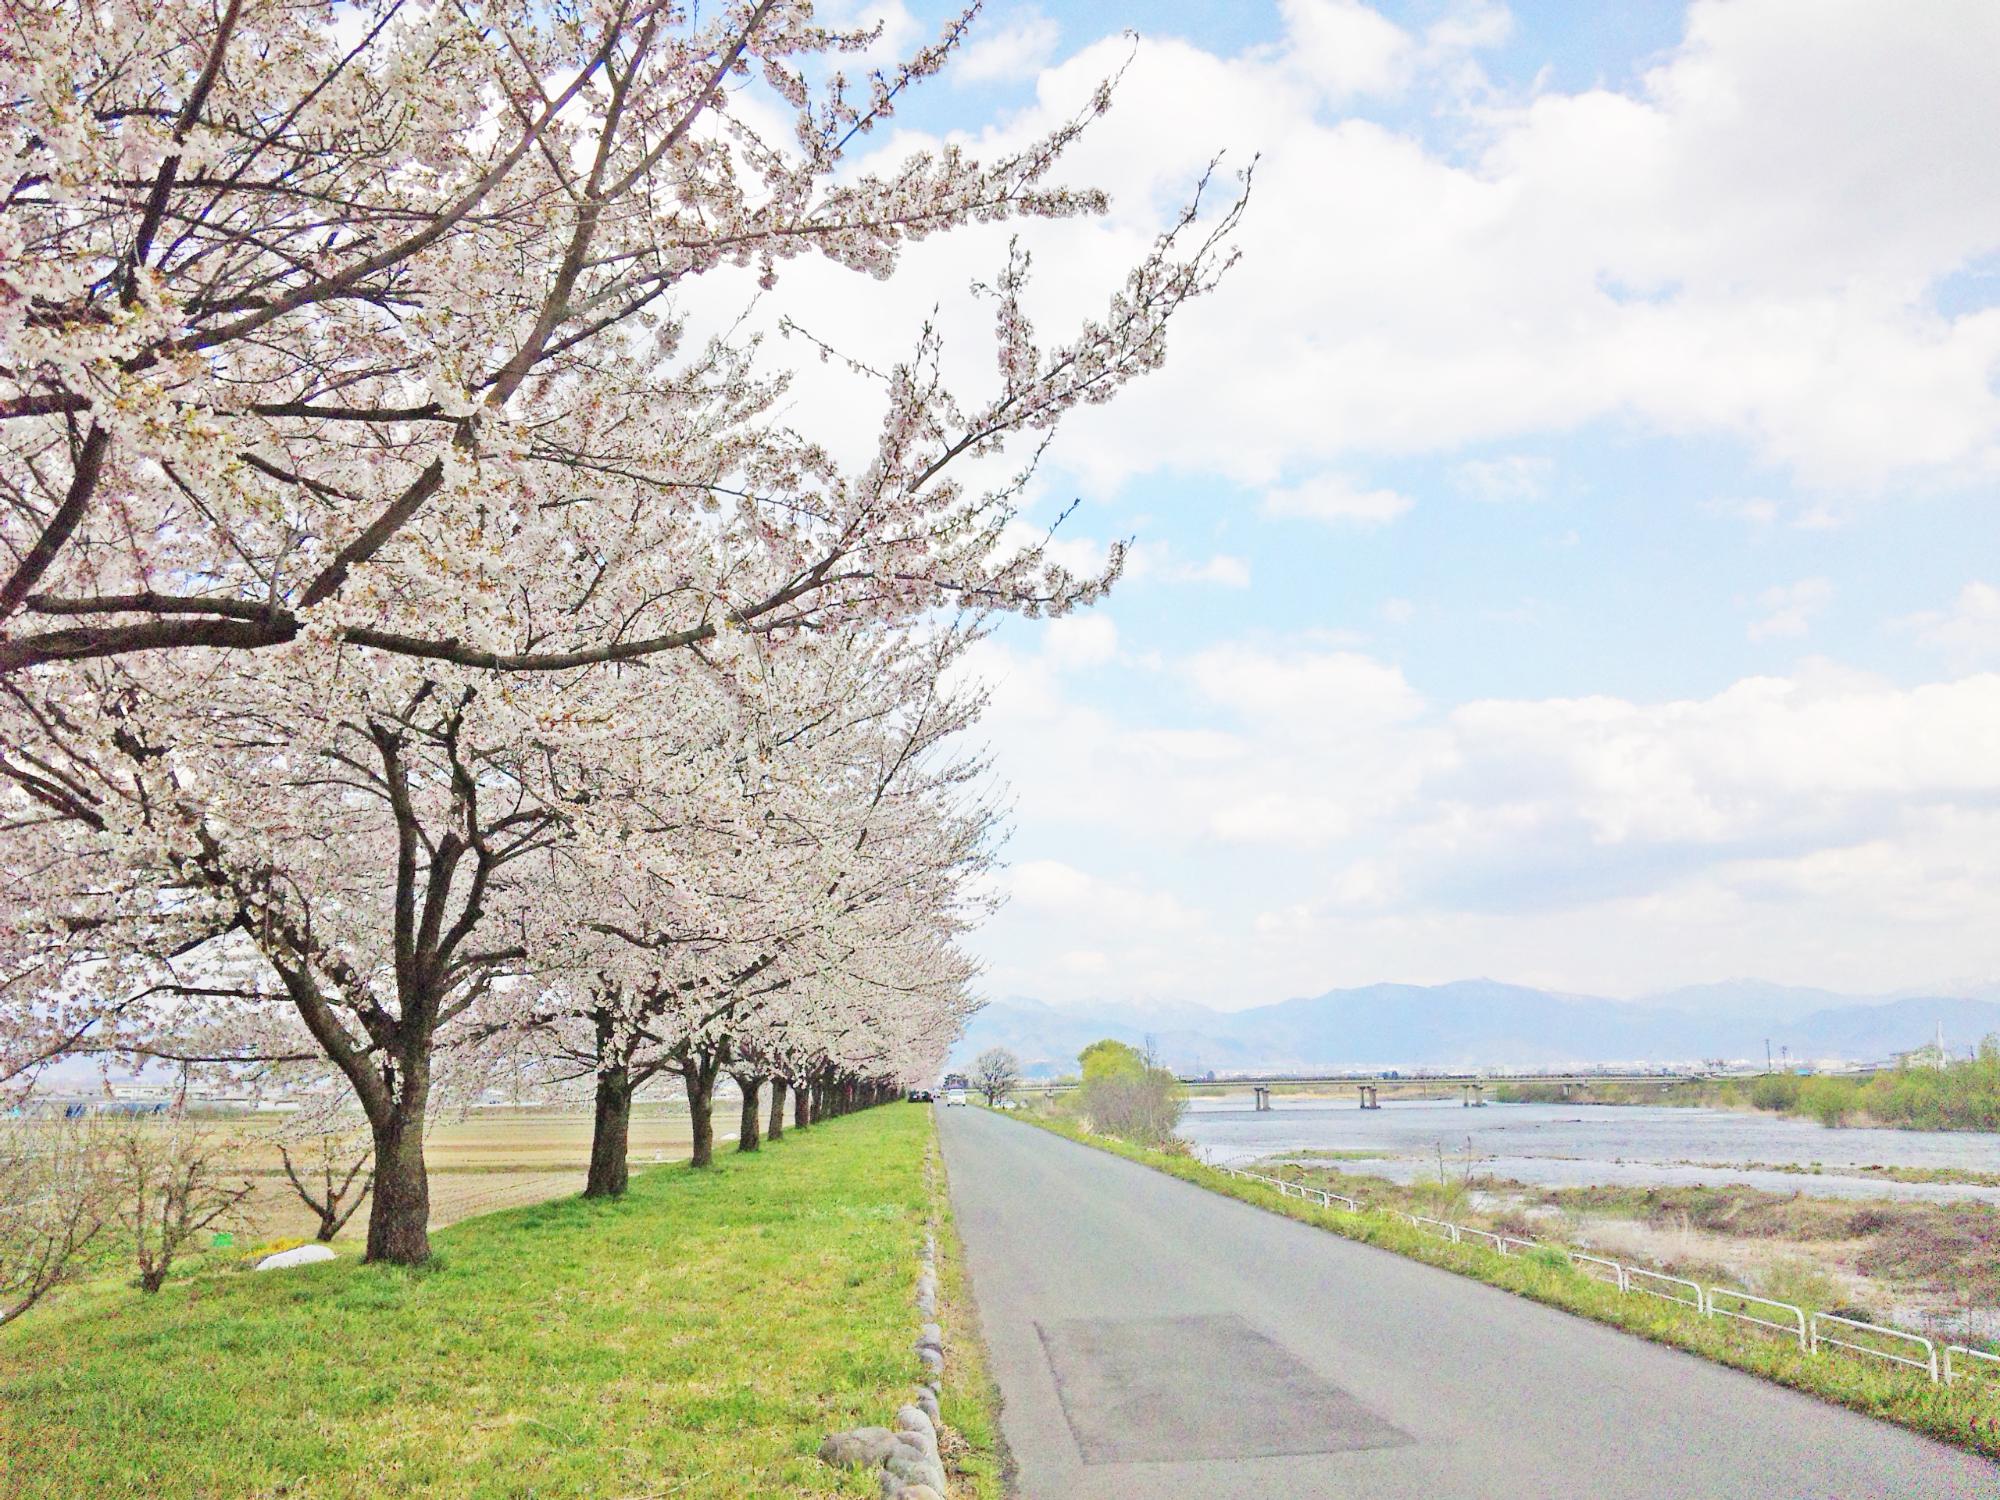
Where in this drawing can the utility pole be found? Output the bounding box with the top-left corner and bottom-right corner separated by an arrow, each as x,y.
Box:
1765,1038 -> 1773,1074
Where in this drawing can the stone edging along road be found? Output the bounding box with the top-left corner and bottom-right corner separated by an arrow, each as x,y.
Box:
817,1132 -> 954,1499
991,1106 -> 2000,1463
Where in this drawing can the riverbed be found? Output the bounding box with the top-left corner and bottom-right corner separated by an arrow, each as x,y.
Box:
1177,1094 -> 2000,1204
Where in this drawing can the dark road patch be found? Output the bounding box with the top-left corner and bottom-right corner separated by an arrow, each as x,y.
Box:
1035,1313 -> 1413,1464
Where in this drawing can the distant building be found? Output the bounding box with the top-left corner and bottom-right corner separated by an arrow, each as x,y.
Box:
107,1081 -> 174,1102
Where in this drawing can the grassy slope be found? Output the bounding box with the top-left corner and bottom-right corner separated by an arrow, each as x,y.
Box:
2,1107 -> 990,1500
1004,1110 -> 2000,1462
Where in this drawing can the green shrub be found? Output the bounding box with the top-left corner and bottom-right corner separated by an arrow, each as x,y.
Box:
1797,1076 -> 1864,1127
1748,1073 -> 1802,1111
1072,1039 -> 1186,1148
1524,1246 -> 1575,1275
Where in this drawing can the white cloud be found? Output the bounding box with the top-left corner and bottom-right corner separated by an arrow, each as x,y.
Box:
1183,554 -> 1251,587
1261,473 -> 1415,526
924,0 -> 2000,496
992,861 -> 1214,995
1042,614 -> 1118,669
1421,0 -> 1513,56
722,0 -> 2000,517
1187,645 -> 1424,731
1009,860 -> 1194,928
1125,541 -> 1251,587
819,0 -> 921,66
696,6 -> 2000,1004
973,633 -> 2000,1003
1380,597 -> 1414,625
1897,581 -> 2000,667
1277,0 -> 1415,101
955,9 -> 1060,85
1455,454 -> 1551,502
1748,577 -> 1833,640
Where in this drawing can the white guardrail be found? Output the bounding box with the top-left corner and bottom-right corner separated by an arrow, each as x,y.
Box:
1811,1313 -> 1938,1382
1569,1252 -> 1627,1291
1946,1344 -> 2000,1385
1705,1287 -> 1807,1350
1208,1160 -> 1993,1389
1625,1266 -> 1704,1310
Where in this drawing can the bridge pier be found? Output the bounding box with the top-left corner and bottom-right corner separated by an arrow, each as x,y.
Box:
1358,1084 -> 1380,1110
1252,1086 -> 1272,1112
1461,1083 -> 1486,1108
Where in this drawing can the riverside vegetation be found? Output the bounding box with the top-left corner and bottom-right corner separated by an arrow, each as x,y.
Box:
1060,1040 -> 1190,1149
1496,1040 -> 2000,1130
1269,1162 -> 2000,1346
1,1107 -> 1002,1500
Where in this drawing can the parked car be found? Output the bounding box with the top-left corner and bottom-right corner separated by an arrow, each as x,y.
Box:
907,1088 -> 933,1103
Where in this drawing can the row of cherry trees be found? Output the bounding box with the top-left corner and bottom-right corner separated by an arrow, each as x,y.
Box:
0,0 -> 1241,1264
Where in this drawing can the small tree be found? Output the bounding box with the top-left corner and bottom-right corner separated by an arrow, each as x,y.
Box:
1079,1039 -> 1146,1084
972,1048 -> 1022,1106
1074,1038 -> 1186,1147
0,1114 -> 110,1328
111,1122 -> 253,1293
276,1131 -> 374,1243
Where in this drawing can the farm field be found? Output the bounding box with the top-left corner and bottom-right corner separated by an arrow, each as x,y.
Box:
1,1106 -> 980,1500
187,1102 -> 696,1245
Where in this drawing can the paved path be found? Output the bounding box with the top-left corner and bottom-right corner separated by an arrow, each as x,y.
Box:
938,1106 -> 2000,1498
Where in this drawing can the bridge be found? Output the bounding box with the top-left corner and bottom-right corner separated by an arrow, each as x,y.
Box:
1030,1068 -> 1717,1109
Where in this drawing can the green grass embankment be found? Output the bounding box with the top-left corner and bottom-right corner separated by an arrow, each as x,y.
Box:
2,1106 -> 1001,1500
999,1109 -> 2000,1462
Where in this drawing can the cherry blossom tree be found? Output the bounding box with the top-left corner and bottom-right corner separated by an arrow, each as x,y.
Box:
502,620 -> 996,1190
972,1045 -> 1020,1105
276,1128 -> 373,1243
0,0 -> 1246,1267
2,0 -> 1244,678
1,1112 -> 111,1326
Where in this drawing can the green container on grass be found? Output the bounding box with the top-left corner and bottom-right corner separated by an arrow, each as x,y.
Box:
210,1231 -> 234,1249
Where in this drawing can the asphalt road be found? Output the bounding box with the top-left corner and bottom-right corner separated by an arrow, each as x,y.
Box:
937,1105 -> 2000,1499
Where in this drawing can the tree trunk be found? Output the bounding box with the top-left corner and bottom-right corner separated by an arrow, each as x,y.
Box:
767,1079 -> 787,1141
365,1101 -> 431,1265
736,1074 -> 762,1153
682,1051 -> 719,1168
795,1081 -> 810,1129
584,1066 -> 633,1198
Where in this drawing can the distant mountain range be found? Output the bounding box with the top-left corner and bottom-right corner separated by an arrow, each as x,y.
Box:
948,979 -> 2000,1077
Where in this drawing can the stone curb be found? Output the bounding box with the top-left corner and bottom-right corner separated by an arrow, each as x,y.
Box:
818,1138 -> 954,1499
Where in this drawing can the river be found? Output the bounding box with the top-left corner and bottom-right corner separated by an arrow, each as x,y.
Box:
1177,1094 -> 2000,1204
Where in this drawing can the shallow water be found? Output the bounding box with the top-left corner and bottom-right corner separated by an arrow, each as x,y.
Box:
1177,1095 -> 2000,1204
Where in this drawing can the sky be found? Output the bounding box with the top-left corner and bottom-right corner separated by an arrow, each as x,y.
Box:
754,0 -> 2000,1010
